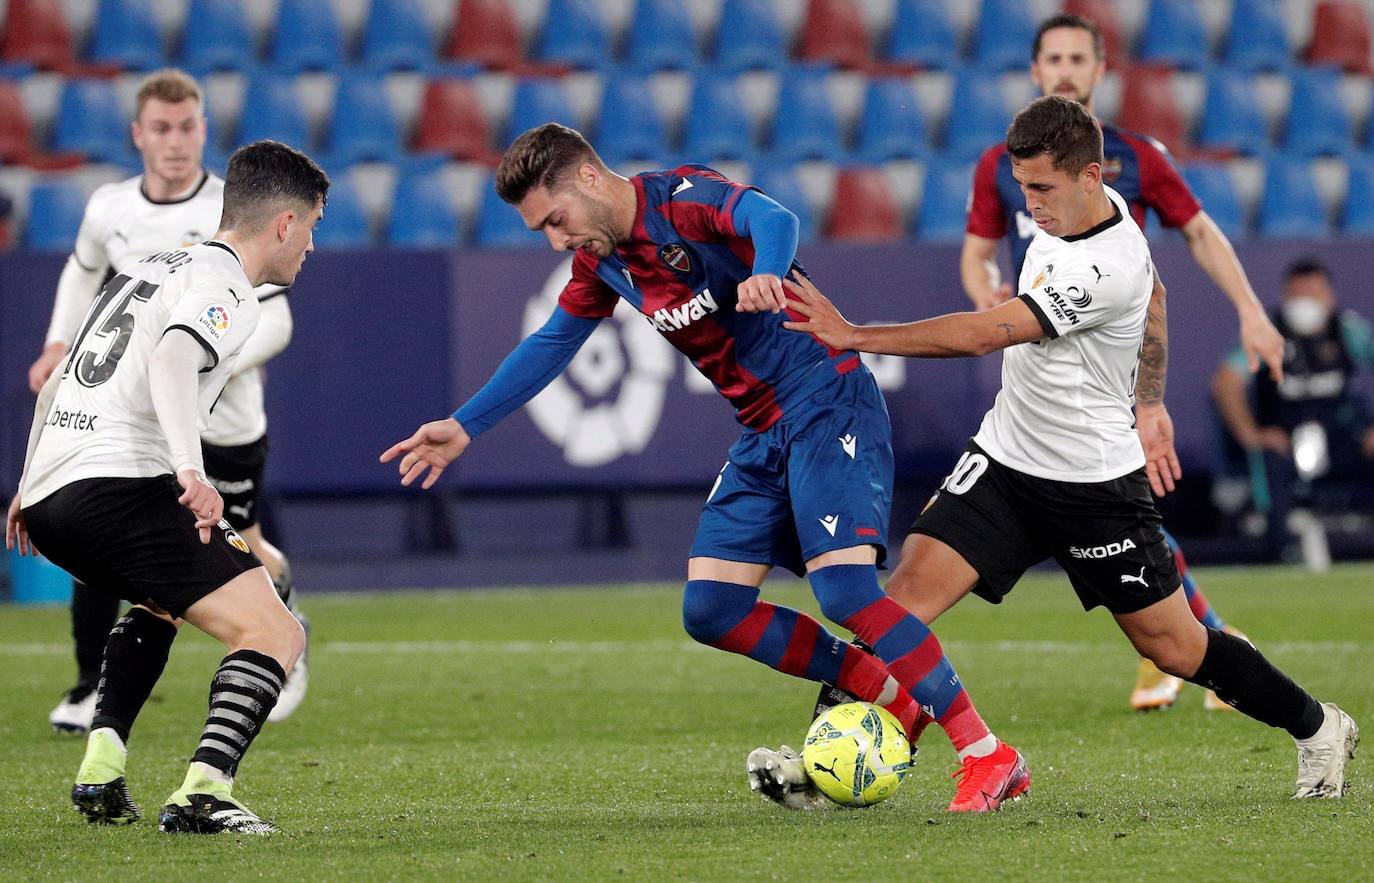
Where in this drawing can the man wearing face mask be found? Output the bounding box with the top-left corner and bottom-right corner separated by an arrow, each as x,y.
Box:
1212,258 -> 1374,559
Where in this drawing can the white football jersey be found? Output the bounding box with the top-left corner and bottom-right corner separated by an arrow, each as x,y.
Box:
49,172 -> 285,446
23,242 -> 260,505
972,186 -> 1154,483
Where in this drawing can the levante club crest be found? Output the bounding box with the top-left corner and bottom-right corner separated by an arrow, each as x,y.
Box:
661,243 -> 691,273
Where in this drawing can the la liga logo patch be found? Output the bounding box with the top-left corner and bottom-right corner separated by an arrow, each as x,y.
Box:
196,304 -> 232,340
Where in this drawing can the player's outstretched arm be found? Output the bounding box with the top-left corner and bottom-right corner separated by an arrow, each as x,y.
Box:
1136,270 -> 1181,497
731,190 -> 800,313
380,418 -> 471,489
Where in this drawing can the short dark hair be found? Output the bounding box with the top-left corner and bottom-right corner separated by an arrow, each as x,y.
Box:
220,140 -> 329,232
496,123 -> 603,205
1006,95 -> 1104,177
1033,13 -> 1105,62
1287,256 -> 1330,279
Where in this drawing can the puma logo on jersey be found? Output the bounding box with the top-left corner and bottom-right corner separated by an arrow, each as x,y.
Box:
1091,264 -> 1110,283
646,288 -> 718,332
1120,567 -> 1148,587
1070,538 -> 1136,559
819,514 -> 839,536
839,434 -> 857,459
226,287 -> 244,307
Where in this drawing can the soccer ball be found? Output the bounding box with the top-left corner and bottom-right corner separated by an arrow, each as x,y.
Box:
802,702 -> 912,807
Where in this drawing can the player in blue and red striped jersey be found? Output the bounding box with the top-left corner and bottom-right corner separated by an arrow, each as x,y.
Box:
962,13 -> 1261,711
382,123 -> 1029,812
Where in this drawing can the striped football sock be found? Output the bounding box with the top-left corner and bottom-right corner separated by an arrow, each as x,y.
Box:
190,650 -> 284,777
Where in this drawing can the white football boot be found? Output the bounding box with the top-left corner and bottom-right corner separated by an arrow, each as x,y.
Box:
746,746 -> 828,810
50,689 -> 98,734
1294,703 -> 1359,799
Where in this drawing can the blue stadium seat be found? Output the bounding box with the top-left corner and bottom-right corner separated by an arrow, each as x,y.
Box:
50,79 -> 134,163
595,77 -> 666,164
943,70 -> 1011,161
886,0 -> 958,69
23,178 -> 86,250
234,74 -> 311,150
324,75 -> 402,166
504,78 -> 579,146
270,0 -> 344,72
1182,163 -> 1246,240
970,0 -> 1035,73
359,0 -> 434,71
536,0 -> 610,69
87,0 -> 164,70
750,164 -> 817,243
179,0 -> 255,72
915,160 -> 974,242
388,167 -> 461,247
1136,0 -> 1210,69
682,74 -> 754,160
1256,157 -> 1328,238
473,178 -> 544,247
1341,155 -> 1374,235
1283,66 -> 1351,157
311,177 -> 371,248
1222,0 -> 1290,72
855,77 -> 928,162
767,67 -> 842,162
712,0 -> 785,70
625,0 -> 698,70
1196,68 -> 1269,155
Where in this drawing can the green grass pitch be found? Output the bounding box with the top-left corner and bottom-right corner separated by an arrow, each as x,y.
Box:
1,564 -> 1370,880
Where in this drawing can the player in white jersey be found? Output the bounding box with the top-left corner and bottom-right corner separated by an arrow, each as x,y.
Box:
25,70 -> 309,733
778,97 -> 1357,804
8,140 -> 328,835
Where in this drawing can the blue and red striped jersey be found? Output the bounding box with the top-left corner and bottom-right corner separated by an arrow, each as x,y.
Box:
559,165 -> 861,431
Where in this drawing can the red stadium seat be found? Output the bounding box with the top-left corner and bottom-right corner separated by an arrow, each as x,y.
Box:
796,0 -> 871,70
0,78 -> 84,169
1305,1 -> 1372,73
1062,0 -> 1125,67
1116,66 -> 1189,155
825,168 -> 901,241
446,0 -> 524,70
412,78 -> 499,164
0,0 -> 75,71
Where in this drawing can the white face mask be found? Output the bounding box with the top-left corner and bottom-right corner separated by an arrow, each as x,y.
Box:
1281,297 -> 1331,336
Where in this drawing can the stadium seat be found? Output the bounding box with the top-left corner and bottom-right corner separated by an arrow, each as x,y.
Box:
389,167 -> 462,246
1222,0 -> 1290,72
942,70 -> 1011,161
886,0 -> 958,69
971,0 -> 1036,73
1136,0 -> 1211,69
767,68 -> 842,162
359,0 -> 434,71
23,178 -> 86,250
413,78 -> 497,163
0,77 -> 36,161
504,78 -> 578,146
1116,66 -> 1188,154
234,74 -> 311,150
750,164 -> 817,242
445,0 -> 524,70
1063,0 -> 1125,67
535,0 -> 610,70
825,167 -> 901,241
50,78 -> 134,163
1195,68 -> 1269,155
323,75 -> 402,166
914,160 -> 974,242
854,77 -> 928,162
624,0 -> 698,71
269,0 -> 344,73
1256,157 -> 1328,238
795,0 -> 872,70
0,0 -> 76,71
1305,1 -> 1372,73
1182,163 -> 1246,240
1283,66 -> 1351,157
178,0 -> 255,72
712,0 -> 785,70
681,74 -> 754,160
311,177 -> 372,248
473,178 -> 544,247
595,77 -> 667,164
86,0 -> 165,70
1340,155 -> 1374,234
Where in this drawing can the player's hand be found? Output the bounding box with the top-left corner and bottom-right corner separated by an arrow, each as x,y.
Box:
736,274 -> 788,313
28,342 -> 67,394
781,272 -> 859,350
176,468 -> 223,544
380,417 -> 471,489
1239,308 -> 1285,383
5,494 -> 35,557
972,282 -> 1014,312
1136,403 -> 1182,497
746,745 -> 828,811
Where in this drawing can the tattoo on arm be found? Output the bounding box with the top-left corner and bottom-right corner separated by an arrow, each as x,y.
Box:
1137,273 -> 1168,406
996,322 -> 1015,345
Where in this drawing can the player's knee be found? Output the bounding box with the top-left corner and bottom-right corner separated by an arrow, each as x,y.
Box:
1143,637 -> 1202,679
681,580 -> 755,645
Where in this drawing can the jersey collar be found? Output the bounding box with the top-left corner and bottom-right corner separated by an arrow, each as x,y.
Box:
204,239 -> 244,267
140,171 -> 210,206
1061,199 -> 1123,242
